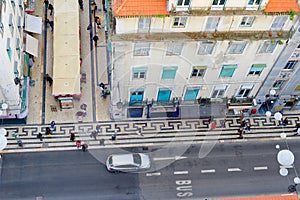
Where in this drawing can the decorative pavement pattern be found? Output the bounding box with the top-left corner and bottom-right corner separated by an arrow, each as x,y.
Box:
1,114 -> 300,153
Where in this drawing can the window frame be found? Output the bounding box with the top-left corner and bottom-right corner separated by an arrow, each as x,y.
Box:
190,66 -> 207,78
271,16 -> 288,31
130,89 -> 144,102
247,0 -> 261,5
6,38 -> 12,61
161,66 -> 178,79
166,42 -> 183,56
172,16 -> 187,28
205,17 -> 220,31
132,67 -> 147,79
272,80 -> 286,89
138,17 -> 150,33
197,41 -> 215,55
211,85 -> 227,99
248,64 -> 266,76
219,64 -> 237,77
259,41 -> 277,54
240,16 -> 255,27
212,0 -> 225,6
236,85 -> 253,98
228,41 -> 247,54
283,60 -> 298,70
133,43 -> 150,56
177,0 -> 190,6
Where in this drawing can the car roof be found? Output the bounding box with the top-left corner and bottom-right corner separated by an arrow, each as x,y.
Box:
112,154 -> 135,166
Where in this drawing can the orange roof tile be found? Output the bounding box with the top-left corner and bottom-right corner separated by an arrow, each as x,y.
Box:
265,0 -> 300,12
113,0 -> 169,17
218,194 -> 299,200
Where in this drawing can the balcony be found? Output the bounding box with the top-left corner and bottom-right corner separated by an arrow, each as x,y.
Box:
111,29 -> 294,42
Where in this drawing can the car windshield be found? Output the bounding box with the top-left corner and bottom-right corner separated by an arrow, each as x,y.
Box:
133,154 -> 141,165
108,156 -> 113,165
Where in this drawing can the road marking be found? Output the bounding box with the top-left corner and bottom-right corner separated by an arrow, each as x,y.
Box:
153,156 -> 187,161
201,169 -> 216,173
146,172 -> 161,176
228,168 -> 242,172
254,166 -> 268,171
174,171 -> 189,175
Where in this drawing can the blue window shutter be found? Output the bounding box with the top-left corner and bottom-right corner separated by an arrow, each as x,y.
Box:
157,89 -> 171,102
251,64 -> 266,71
162,67 -> 178,79
184,89 -> 199,101
220,65 -> 237,77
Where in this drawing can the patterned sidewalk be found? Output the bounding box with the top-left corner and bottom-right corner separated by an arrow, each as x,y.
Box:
1,114 -> 299,153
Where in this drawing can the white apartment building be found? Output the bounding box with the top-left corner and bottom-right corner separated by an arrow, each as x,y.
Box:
0,0 -> 25,118
108,0 -> 299,118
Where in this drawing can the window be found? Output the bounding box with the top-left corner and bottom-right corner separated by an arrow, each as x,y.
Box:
14,61 -> 19,77
197,41 -> 215,55
271,16 -> 288,31
133,43 -> 150,56
177,0 -> 190,6
166,42 -> 183,56
133,67 -> 147,79
236,85 -> 253,98
18,16 -> 22,33
205,17 -> 220,31
211,85 -> 227,98
157,89 -> 172,102
272,80 -> 285,89
16,38 -> 20,58
191,66 -> 206,78
9,13 -> 14,35
284,60 -> 298,70
138,18 -> 150,32
6,38 -> 12,61
259,41 -> 277,53
0,22 -> 4,37
228,41 -> 247,54
130,89 -> 144,102
219,65 -> 237,77
172,17 -> 187,28
240,16 -> 255,27
184,88 -> 199,101
11,0 -> 15,12
212,0 -> 225,5
248,0 -> 261,5
18,0 -> 22,10
162,66 -> 178,79
248,64 -> 266,75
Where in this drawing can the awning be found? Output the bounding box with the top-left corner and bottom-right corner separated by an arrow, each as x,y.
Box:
25,34 -> 39,57
24,14 -> 42,34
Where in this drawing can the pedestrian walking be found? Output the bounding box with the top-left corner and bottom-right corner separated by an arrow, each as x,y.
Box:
44,0 -> 49,8
98,82 -> 105,90
282,117 -> 289,126
48,3 -> 54,15
78,0 -> 83,10
245,122 -> 251,133
81,143 -> 88,152
221,118 -> 226,128
47,19 -> 54,32
100,138 -> 105,146
37,132 -> 43,141
90,131 -> 97,140
50,121 -> 56,131
45,127 -> 52,136
92,35 -> 99,47
76,140 -> 82,149
91,2 -> 97,17
96,124 -> 101,133
238,127 -> 244,139
70,132 -> 75,141
111,130 -> 117,141
210,121 -> 216,130
45,74 -> 53,86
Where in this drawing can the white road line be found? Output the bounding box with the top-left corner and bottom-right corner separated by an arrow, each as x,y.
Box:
174,171 -> 189,175
153,156 -> 187,161
201,169 -> 216,173
254,166 -> 268,171
228,168 -> 242,172
146,172 -> 161,177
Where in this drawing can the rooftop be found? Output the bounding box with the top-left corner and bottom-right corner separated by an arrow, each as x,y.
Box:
265,0 -> 300,12
113,0 -> 169,17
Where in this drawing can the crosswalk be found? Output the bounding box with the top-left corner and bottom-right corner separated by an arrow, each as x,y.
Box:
1,114 -> 300,153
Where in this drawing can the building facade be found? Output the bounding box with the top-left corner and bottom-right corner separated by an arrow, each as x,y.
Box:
0,0 -> 26,118
107,0 -> 299,119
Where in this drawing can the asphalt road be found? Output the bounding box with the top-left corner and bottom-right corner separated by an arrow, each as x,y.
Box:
0,140 -> 299,200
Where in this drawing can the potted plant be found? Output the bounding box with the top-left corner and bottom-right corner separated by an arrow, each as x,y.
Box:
268,31 -> 273,37
203,32 -> 207,38
277,31 -> 282,36
213,32 -> 218,38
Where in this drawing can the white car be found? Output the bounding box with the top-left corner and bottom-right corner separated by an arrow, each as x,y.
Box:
106,153 -> 151,172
